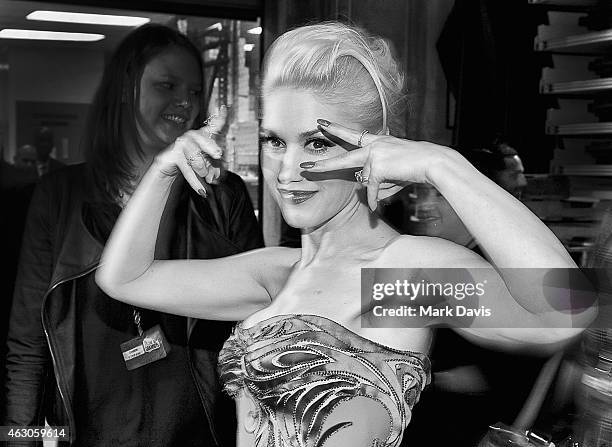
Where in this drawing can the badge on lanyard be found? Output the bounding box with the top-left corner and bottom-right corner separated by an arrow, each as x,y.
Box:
120,309 -> 171,370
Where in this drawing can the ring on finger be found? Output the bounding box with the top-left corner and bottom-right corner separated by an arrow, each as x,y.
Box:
185,154 -> 201,167
354,169 -> 369,184
357,129 -> 369,147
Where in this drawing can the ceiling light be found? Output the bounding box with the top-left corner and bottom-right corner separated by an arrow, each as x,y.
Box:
0,29 -> 104,41
247,26 -> 262,35
244,44 -> 254,51
27,10 -> 149,27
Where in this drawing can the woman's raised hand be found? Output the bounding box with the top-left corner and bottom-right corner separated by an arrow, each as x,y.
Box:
301,119 -> 455,210
155,107 -> 227,196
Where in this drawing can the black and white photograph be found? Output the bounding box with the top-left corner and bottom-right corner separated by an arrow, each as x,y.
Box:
0,0 -> 610,446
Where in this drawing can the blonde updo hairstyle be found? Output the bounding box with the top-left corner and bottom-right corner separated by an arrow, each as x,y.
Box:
262,22 -> 406,135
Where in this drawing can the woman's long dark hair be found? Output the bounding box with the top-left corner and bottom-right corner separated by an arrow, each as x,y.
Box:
83,24 -> 203,203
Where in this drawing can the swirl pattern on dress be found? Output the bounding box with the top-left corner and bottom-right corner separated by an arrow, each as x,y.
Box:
218,314 -> 430,447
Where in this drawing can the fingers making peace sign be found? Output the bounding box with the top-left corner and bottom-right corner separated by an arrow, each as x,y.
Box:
300,119 -> 453,210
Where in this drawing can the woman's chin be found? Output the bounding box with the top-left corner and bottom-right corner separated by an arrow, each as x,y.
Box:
282,215 -> 310,230
162,131 -> 183,146
156,123 -> 189,146
281,210 -> 318,230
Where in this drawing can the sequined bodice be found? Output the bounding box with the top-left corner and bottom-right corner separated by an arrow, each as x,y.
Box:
218,314 -> 430,447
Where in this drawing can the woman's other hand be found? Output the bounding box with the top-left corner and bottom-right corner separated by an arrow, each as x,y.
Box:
154,106 -> 227,195
300,119 -> 458,210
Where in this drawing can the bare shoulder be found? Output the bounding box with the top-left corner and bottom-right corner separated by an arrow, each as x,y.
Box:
377,235 -> 488,268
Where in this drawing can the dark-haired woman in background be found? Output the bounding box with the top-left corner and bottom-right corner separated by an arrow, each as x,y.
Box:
3,24 -> 262,446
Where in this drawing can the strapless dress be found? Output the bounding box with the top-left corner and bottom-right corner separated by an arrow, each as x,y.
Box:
218,314 -> 430,447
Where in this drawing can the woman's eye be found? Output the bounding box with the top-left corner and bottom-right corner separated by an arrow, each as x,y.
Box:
190,89 -> 202,97
305,138 -> 332,155
260,136 -> 285,152
159,82 -> 174,90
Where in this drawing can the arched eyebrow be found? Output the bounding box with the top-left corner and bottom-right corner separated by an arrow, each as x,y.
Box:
259,128 -> 276,138
259,128 -> 323,139
299,129 -> 322,139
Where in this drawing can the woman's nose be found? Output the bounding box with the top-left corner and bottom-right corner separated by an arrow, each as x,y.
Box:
176,98 -> 191,108
277,149 -> 303,184
175,90 -> 192,108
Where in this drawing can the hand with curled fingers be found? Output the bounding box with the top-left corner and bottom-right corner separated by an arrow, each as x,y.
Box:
301,119 -> 457,210
154,106 -> 227,197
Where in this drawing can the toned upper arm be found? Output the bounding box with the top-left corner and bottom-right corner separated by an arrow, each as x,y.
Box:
96,246 -> 299,321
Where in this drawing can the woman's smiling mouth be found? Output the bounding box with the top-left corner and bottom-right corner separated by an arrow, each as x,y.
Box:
278,189 -> 318,204
162,113 -> 188,127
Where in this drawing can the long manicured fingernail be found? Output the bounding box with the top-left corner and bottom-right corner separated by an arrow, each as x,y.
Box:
198,188 -> 207,197
300,161 -> 316,169
317,119 -> 330,127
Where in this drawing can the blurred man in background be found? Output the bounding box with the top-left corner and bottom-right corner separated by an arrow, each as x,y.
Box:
33,126 -> 64,176
13,144 -> 39,172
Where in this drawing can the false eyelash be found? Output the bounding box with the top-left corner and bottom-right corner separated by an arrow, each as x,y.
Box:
259,136 -> 285,152
304,138 -> 334,155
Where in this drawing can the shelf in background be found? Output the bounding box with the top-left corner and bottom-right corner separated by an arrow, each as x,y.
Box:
535,29 -> 612,53
547,122 -> 612,135
529,0 -> 599,13
560,164 -> 612,176
541,77 -> 612,94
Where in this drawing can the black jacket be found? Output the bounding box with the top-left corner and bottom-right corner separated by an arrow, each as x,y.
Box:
3,164 -> 263,445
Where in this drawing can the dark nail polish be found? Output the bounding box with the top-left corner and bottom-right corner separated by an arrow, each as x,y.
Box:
300,161 -> 316,169
198,188 -> 207,197
317,119 -> 331,127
